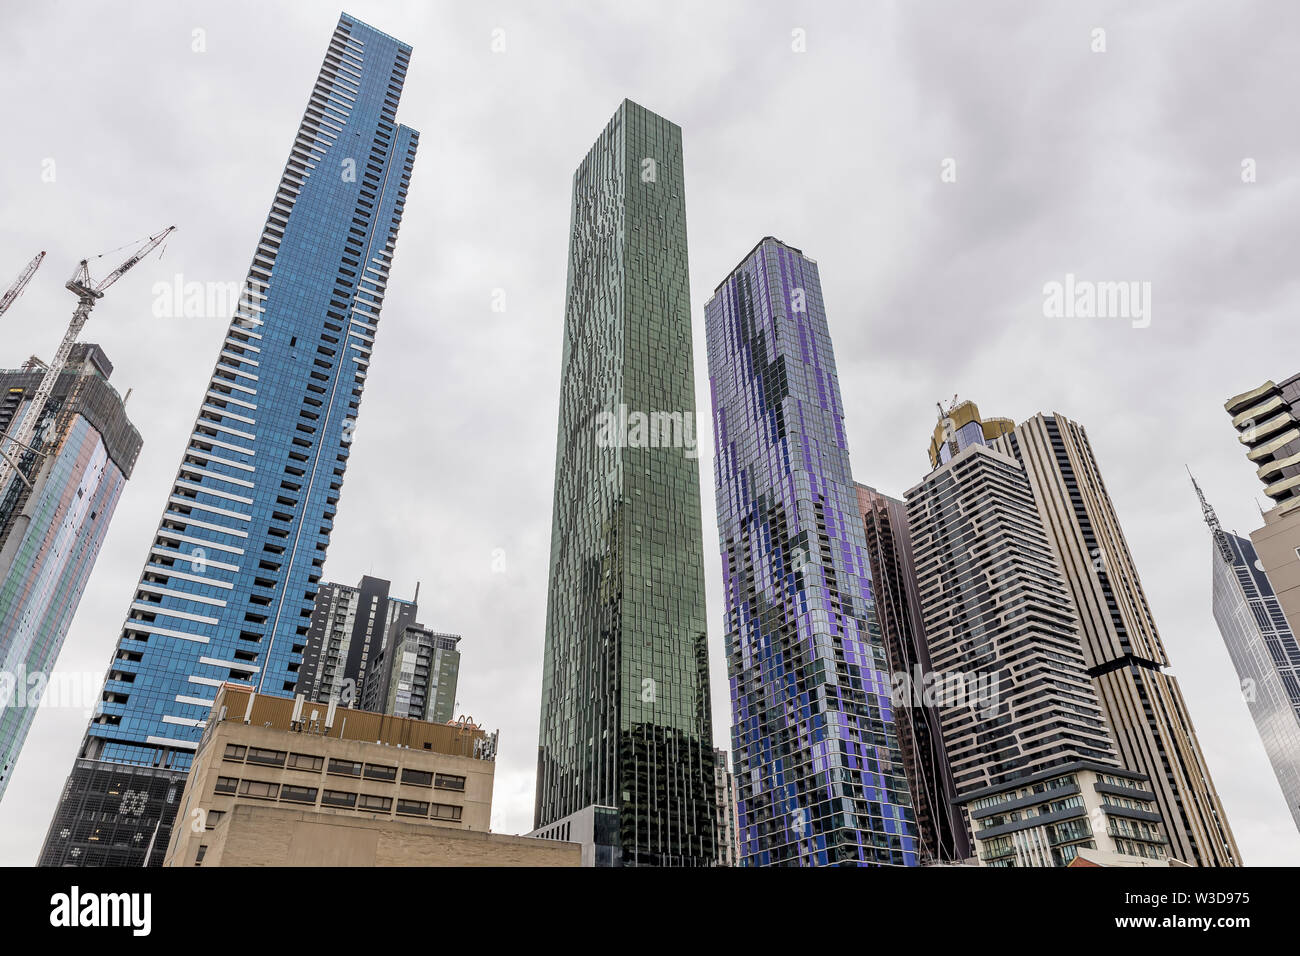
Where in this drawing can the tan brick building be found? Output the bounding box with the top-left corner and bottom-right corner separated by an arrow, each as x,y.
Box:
164,685 -> 578,867
190,804 -> 579,867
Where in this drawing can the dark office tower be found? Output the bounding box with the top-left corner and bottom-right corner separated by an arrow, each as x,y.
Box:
1192,476 -> 1300,833
0,346 -> 141,802
39,14 -> 418,867
534,100 -> 717,867
854,483 -> 971,864
906,438 -> 1166,866
706,237 -> 917,867
940,403 -> 1240,866
295,576 -> 417,706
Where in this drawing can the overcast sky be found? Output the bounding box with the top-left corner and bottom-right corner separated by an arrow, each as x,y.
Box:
2,0 -> 1298,866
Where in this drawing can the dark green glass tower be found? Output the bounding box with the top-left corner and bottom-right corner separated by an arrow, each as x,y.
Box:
534,100 -> 716,866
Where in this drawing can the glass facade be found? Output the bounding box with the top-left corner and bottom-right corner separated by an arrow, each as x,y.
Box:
1209,527 -> 1300,832
39,13 -> 418,866
706,237 -> 917,866
534,99 -> 717,866
0,348 -> 141,802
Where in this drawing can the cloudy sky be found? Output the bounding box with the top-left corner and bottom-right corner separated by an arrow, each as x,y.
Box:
2,0 -> 1297,865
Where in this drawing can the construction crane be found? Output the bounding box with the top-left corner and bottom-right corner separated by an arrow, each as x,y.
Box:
0,251 -> 45,320
0,227 -> 175,493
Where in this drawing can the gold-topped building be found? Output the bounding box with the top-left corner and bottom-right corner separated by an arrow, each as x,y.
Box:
911,400 -> 1240,866
928,399 -> 1014,469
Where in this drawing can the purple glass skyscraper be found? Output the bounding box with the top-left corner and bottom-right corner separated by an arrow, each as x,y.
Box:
705,237 -> 917,866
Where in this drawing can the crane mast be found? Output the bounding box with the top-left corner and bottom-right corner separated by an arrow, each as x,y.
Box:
0,227 -> 174,494
0,252 -> 45,320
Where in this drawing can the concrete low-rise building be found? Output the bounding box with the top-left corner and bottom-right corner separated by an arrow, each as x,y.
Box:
164,684 -> 575,866
194,804 -> 579,867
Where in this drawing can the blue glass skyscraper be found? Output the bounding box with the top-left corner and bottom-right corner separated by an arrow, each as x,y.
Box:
39,13 -> 418,866
706,237 -> 917,866
1195,477 -> 1300,833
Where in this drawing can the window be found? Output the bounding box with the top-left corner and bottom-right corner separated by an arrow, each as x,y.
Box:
246,748 -> 287,768
358,794 -> 392,812
195,845 -> 208,865
321,790 -> 357,808
280,785 -> 319,804
396,799 -> 429,817
223,744 -> 247,763
363,763 -> 396,782
400,768 -> 432,787
213,776 -> 238,795
288,753 -> 324,772
204,810 -> 225,830
327,758 -> 362,777
238,780 -> 279,800
431,803 -> 462,821
434,773 -> 465,792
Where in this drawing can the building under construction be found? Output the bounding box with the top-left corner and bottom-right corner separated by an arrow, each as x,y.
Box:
0,343 -> 141,801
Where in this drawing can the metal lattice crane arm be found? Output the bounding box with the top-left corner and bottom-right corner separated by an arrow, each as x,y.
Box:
0,227 -> 175,495
0,251 -> 45,319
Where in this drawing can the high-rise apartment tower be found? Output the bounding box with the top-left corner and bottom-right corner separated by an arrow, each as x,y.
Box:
706,237 -> 917,866
39,14 -> 418,866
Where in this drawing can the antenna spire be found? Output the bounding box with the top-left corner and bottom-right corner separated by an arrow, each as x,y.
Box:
1188,467 -> 1234,563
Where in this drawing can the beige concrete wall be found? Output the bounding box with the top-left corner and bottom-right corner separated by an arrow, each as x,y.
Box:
166,718 -> 496,866
1252,504 -> 1300,640
201,804 -> 580,867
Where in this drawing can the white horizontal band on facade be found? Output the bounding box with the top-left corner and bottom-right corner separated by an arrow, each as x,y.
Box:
146,566 -> 234,590
152,533 -> 245,557
160,512 -> 251,539
168,496 -> 253,522
175,695 -> 215,708
175,480 -> 254,506
199,656 -> 261,673
185,449 -> 257,474
149,548 -> 240,574
205,389 -> 258,412
121,623 -> 211,645
136,583 -> 228,609
129,602 -> 220,626
179,464 -> 255,490
161,715 -> 205,728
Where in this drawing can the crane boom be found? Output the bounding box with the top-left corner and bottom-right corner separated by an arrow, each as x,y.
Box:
0,251 -> 45,319
0,227 -> 175,495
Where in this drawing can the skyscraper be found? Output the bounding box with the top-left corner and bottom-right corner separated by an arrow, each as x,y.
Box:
363,624 -> 461,724
39,14 -> 418,866
905,435 -> 1167,866
1192,476 -> 1300,833
534,99 -> 717,867
923,401 -> 1238,865
855,483 -> 971,863
0,345 -> 141,802
296,575 -> 418,707
706,237 -> 917,866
